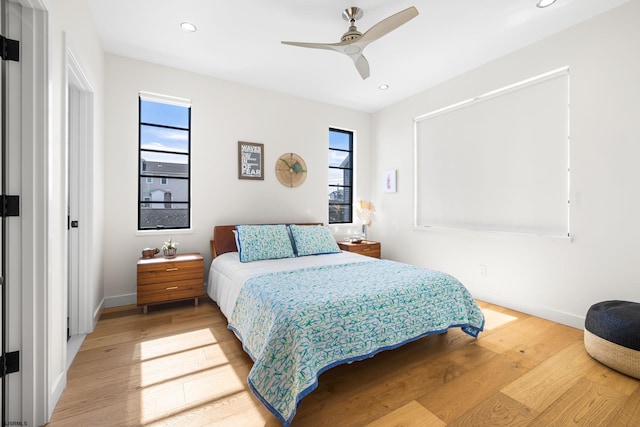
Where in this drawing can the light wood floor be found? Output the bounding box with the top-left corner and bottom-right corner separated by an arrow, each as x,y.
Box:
47,299 -> 640,426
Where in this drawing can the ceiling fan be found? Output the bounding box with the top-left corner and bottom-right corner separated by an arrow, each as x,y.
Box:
281,6 -> 419,80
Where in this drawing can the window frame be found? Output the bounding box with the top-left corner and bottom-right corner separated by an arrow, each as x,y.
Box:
328,127 -> 354,224
138,93 -> 192,230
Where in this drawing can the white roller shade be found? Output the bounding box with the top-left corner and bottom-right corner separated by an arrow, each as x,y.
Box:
414,68 -> 570,237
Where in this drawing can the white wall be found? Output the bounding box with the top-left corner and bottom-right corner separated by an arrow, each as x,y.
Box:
371,0 -> 640,328
103,55 -> 371,305
48,0 -> 104,417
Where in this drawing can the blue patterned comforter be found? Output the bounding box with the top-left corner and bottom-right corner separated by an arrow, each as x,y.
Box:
228,259 -> 484,425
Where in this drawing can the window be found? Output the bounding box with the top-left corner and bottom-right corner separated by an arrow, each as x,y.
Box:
414,68 -> 569,236
328,128 -> 353,224
138,93 -> 191,230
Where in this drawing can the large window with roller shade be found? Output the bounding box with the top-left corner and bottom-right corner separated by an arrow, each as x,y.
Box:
414,67 -> 570,237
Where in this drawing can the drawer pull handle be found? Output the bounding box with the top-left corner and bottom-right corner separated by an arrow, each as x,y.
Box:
362,248 -> 370,251
166,268 -> 179,272
166,286 -> 179,290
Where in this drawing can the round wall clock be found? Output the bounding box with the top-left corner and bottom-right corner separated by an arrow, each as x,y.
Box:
275,153 -> 307,188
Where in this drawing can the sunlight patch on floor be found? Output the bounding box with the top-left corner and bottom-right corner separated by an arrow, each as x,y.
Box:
137,328 -> 260,424
138,346 -> 213,387
142,391 -> 270,426
139,328 -> 218,360
481,307 -> 519,331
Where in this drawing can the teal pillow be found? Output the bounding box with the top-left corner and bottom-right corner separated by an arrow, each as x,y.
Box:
236,224 -> 295,263
289,225 -> 340,257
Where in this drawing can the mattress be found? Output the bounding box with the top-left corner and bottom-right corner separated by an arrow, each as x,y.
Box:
207,250 -> 374,319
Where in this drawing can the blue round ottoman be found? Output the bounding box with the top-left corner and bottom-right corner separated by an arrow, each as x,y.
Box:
584,300 -> 640,379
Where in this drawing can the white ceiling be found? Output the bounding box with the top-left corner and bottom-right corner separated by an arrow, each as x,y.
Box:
87,0 -> 629,113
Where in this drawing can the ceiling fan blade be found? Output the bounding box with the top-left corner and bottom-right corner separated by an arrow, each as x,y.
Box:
359,6 -> 419,45
353,54 -> 370,80
283,39 -> 369,78
281,40 -> 346,53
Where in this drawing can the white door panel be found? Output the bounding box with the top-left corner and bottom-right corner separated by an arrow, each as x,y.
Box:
1,0 -> 22,423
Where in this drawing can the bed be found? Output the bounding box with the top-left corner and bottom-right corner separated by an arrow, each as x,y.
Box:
207,224 -> 485,426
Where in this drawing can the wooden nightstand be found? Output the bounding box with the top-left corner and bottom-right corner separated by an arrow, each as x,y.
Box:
137,253 -> 205,314
338,240 -> 381,259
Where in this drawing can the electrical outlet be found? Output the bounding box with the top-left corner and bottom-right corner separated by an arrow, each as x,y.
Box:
479,264 -> 487,276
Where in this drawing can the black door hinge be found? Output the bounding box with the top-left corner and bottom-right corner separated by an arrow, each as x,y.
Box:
0,35 -> 19,62
1,195 -> 19,217
0,351 -> 20,377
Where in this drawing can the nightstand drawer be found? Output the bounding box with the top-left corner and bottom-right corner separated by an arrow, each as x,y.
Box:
137,277 -> 204,292
137,281 -> 203,305
137,259 -> 202,273
338,241 -> 381,259
137,264 -> 203,285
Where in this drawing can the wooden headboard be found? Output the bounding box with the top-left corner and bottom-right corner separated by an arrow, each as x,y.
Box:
210,225 -> 239,258
210,223 -> 322,258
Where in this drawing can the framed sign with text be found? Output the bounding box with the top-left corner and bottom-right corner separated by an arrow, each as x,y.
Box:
238,141 -> 264,180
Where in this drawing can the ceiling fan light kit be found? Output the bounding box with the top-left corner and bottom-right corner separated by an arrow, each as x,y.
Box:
281,6 -> 419,80
536,0 -> 557,8
180,21 -> 197,32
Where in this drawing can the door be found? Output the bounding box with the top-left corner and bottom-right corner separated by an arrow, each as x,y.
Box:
67,86 -> 80,338
65,49 -> 95,341
0,0 -> 5,418
1,0 -> 21,423
0,2 -> 50,425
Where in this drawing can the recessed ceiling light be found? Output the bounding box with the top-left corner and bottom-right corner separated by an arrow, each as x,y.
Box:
378,84 -> 389,90
536,0 -> 557,8
180,22 -> 197,32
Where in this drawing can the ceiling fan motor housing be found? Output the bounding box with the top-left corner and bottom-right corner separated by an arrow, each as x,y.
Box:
341,7 -> 364,42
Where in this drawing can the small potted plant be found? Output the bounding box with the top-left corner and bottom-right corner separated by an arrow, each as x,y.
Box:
162,238 -> 179,258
